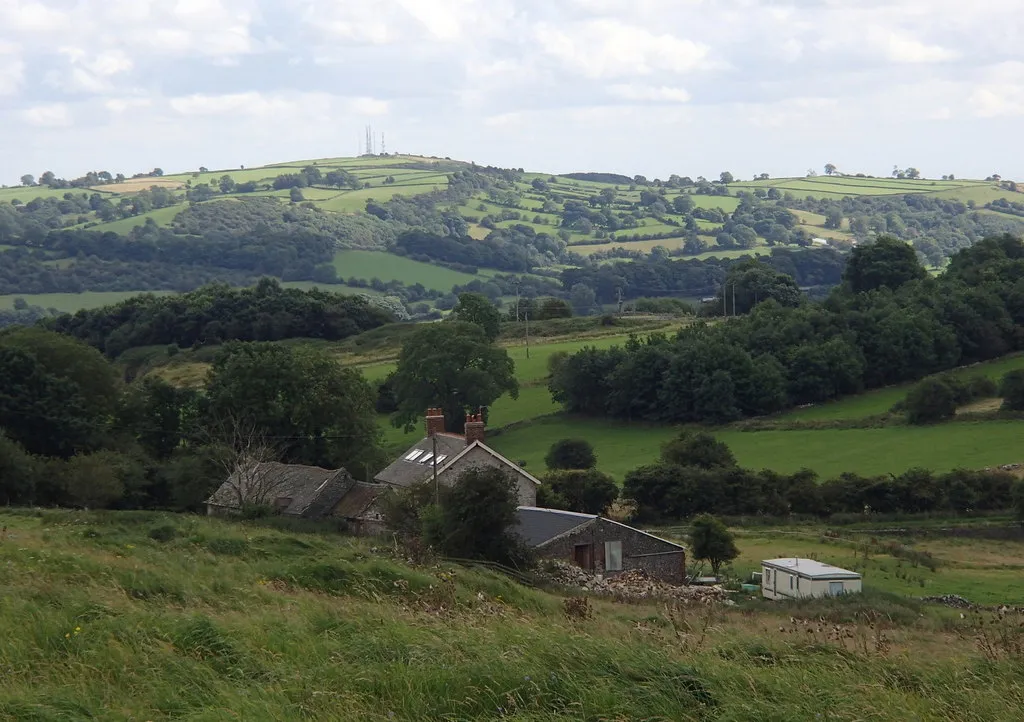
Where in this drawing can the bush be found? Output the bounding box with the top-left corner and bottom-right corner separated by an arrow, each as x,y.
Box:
540,469 -> 619,515
545,439 -> 597,470
1001,369 -> 1024,411
661,431 -> 736,469
148,525 -> 179,543
905,377 -> 957,424
688,514 -> 738,576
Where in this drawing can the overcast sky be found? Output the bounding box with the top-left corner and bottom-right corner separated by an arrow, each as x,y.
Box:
1,0 -> 1022,185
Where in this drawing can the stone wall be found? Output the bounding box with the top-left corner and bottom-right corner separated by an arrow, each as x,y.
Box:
537,518 -> 686,584
438,445 -> 538,506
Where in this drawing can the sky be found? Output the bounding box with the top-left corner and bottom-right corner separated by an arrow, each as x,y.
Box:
1,0 -> 1022,185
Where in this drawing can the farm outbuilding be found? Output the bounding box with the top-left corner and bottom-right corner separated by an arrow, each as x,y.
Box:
761,558 -> 862,600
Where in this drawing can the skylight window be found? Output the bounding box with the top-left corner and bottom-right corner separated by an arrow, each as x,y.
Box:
404,450 -> 424,461
418,452 -> 434,464
434,454 -> 448,464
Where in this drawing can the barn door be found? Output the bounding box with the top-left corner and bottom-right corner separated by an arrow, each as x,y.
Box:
573,544 -> 593,570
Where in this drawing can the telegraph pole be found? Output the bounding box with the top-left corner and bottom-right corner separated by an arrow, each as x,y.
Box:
432,434 -> 438,503
731,283 -> 736,318
525,308 -> 530,359
616,287 -> 623,314
515,282 -> 521,323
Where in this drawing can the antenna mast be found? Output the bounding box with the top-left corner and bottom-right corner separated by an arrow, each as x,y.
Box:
365,125 -> 374,156
381,132 -> 386,155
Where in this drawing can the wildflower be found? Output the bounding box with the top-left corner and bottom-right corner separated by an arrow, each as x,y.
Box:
65,633 -> 70,639
126,544 -> 135,549
523,675 -> 531,681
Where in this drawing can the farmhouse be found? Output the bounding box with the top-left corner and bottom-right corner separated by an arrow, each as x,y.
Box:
516,506 -> 687,584
375,408 -> 540,506
761,558 -> 862,600
205,462 -> 387,534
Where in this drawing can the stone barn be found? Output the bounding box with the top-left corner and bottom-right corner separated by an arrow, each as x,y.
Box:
515,507 -> 687,584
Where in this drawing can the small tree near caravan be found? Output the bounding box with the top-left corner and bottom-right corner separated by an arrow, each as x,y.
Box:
688,514 -> 738,576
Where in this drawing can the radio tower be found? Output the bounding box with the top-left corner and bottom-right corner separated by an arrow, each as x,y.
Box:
365,125 -> 374,156
381,132 -> 386,155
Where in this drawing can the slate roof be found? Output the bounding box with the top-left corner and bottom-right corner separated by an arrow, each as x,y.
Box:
333,482 -> 388,520
514,507 -> 596,547
763,558 -> 861,580
206,462 -> 354,519
374,433 -> 478,488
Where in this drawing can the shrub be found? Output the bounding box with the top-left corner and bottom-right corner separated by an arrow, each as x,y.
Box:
545,439 -> 597,470
1001,369 -> 1024,411
905,377 -> 957,424
688,514 -> 738,576
661,431 -> 736,469
540,469 -> 619,515
147,525 -> 179,543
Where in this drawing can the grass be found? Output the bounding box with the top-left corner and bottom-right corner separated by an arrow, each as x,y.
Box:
780,353 -> 1024,422
331,250 -> 479,290
489,414 -> 1024,481
0,290 -> 175,313
3,508 -> 1023,720
88,203 -> 187,233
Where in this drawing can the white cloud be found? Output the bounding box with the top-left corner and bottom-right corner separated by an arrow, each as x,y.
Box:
349,97 -> 390,116
0,1 -> 70,33
969,62 -> 1024,117
0,46 -> 24,95
533,20 -> 711,78
872,30 -> 959,63
105,97 -> 153,114
21,103 -> 73,127
607,84 -> 690,102
169,91 -> 296,117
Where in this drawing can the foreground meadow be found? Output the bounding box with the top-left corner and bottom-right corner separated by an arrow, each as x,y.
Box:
2,509 -> 1023,721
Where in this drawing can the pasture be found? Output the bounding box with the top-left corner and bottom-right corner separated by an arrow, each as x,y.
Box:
488,415 -> 1024,481
0,290 -> 174,313
331,250 -> 481,290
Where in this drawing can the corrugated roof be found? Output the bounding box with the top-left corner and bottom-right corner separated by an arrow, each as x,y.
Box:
762,558 -> 861,580
514,506 -> 596,547
374,434 -> 468,488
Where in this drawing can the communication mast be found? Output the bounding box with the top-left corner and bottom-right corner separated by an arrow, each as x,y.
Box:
381,132 -> 386,155
365,125 -> 375,156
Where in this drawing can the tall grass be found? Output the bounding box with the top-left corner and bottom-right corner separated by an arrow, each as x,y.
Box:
1,509 -> 1022,720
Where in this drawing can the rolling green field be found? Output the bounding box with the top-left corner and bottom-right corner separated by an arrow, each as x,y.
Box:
489,415 -> 1024,481
87,203 -> 187,234
4,508 -> 1023,721
331,250 -> 481,290
0,290 -> 174,313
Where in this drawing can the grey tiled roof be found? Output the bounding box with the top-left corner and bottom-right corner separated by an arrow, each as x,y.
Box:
514,506 -> 596,547
374,434 -> 468,488
206,462 -> 354,519
333,482 -> 388,519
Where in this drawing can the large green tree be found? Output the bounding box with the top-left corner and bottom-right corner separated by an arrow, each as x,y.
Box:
204,342 -> 381,474
452,292 -> 502,341
721,260 -> 802,315
538,468 -> 619,515
843,236 -> 927,293
545,438 -> 597,470
391,322 -> 518,434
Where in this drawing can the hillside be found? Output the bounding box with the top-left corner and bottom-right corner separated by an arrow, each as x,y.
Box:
3,154 -> 1024,318
3,508 -> 1023,720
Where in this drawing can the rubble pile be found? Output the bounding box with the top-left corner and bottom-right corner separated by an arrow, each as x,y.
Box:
922,594 -> 974,609
540,561 -> 730,604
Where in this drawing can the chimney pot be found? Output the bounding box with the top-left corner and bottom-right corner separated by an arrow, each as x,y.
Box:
464,414 -> 486,446
425,408 -> 446,437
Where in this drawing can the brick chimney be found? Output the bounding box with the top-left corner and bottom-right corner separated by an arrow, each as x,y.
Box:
464,412 -> 485,446
425,407 -> 446,437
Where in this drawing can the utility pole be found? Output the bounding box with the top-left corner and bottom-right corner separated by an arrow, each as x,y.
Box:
732,283 -> 736,318
515,282 -> 521,323
616,287 -> 623,314
525,308 -> 530,359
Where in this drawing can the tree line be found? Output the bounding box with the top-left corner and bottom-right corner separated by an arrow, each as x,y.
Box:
550,235 -> 1024,424
0,329 -> 383,511
621,431 -> 1024,522
45,279 -> 393,357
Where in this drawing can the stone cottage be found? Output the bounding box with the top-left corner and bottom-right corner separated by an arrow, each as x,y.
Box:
374,408 -> 539,506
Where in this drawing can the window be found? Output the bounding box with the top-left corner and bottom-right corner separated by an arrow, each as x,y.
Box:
274,497 -> 292,511
829,581 -> 844,596
418,452 -> 434,464
404,449 -> 424,461
434,454 -> 448,464
796,576 -> 800,591
789,575 -> 794,590
604,541 -> 623,572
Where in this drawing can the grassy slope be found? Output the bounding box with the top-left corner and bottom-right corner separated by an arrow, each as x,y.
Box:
0,290 -> 176,313
3,509 -> 1022,720
332,250 -> 482,290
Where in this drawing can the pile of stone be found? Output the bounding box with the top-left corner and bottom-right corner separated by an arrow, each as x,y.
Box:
540,561 -> 730,604
922,594 -> 974,609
